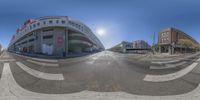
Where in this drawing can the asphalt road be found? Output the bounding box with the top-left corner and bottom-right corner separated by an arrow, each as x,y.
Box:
0,50 -> 200,97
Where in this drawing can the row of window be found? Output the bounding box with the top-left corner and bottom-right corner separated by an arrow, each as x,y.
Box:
43,29 -> 54,32
124,44 -> 133,48
30,20 -> 66,30
161,38 -> 169,43
68,35 -> 92,44
16,19 -> 66,37
69,21 -> 84,31
16,38 -> 35,46
161,32 -> 169,37
43,35 -> 53,39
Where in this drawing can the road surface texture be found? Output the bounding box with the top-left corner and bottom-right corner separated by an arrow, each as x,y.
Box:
0,51 -> 200,100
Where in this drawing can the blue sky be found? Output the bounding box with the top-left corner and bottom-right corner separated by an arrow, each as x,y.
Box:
1,0 -> 200,49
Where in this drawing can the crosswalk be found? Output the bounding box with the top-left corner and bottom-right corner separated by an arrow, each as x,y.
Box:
143,55 -> 200,82
0,59 -> 200,100
16,62 -> 64,80
0,52 -> 64,81
1,51 -> 200,100
150,61 -> 187,69
144,62 -> 199,82
26,59 -> 59,67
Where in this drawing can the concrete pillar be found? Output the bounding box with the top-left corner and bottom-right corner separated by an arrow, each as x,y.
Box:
172,46 -> 174,54
168,46 -> 172,55
180,47 -> 183,53
123,48 -> 126,53
159,46 -> 161,53
64,29 -> 68,57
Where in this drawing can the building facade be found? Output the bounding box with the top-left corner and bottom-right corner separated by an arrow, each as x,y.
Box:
133,40 -> 151,49
158,28 -> 199,54
8,16 -> 104,57
109,40 -> 151,53
0,44 -> 2,53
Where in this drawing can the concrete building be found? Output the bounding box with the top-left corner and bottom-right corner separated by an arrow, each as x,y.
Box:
158,28 -> 199,54
0,44 -> 2,53
133,40 -> 151,49
109,41 -> 133,53
109,40 -> 151,53
8,16 -> 104,57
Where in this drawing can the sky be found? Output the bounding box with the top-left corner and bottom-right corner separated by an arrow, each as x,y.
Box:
1,0 -> 200,49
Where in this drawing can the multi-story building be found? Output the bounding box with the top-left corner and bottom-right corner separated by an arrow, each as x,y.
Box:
8,16 -> 104,57
158,27 -> 199,54
109,40 -> 151,53
108,41 -> 133,53
133,40 -> 151,49
0,44 -> 2,53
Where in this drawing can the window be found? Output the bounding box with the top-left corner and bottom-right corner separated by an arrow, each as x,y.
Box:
72,22 -> 75,26
43,21 -> 46,25
42,29 -> 54,32
162,32 -> 165,37
61,20 -> 66,24
78,25 -> 81,29
43,35 -> 53,39
21,41 -> 27,44
75,24 -> 78,28
56,20 -> 59,24
49,20 -> 53,24
29,38 -> 35,42
33,24 -> 36,28
37,22 -> 40,26
30,25 -> 32,29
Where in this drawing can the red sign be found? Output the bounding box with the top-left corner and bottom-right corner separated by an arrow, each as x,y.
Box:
57,36 -> 64,45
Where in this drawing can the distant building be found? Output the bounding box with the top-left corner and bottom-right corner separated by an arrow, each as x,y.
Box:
0,44 -> 2,53
109,40 -> 151,53
133,40 -> 151,49
8,16 -> 104,57
158,27 -> 199,54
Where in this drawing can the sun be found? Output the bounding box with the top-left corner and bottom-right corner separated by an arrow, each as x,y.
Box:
96,28 -> 106,36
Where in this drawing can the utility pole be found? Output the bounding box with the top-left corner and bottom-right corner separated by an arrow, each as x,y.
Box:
153,32 -> 155,46
152,33 -> 156,55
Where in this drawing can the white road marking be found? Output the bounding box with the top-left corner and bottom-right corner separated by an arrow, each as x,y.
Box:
0,63 -> 13,96
12,53 -> 58,63
59,53 -> 99,64
150,61 -> 187,69
0,59 -> 16,62
85,54 -> 101,64
0,53 -> 3,58
144,62 -> 198,82
16,62 -> 64,80
151,53 -> 200,64
152,59 -> 181,64
0,62 -> 200,100
197,58 -> 200,61
1,53 -> 200,99
27,59 -> 59,67
31,57 -> 58,63
166,61 -> 187,68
